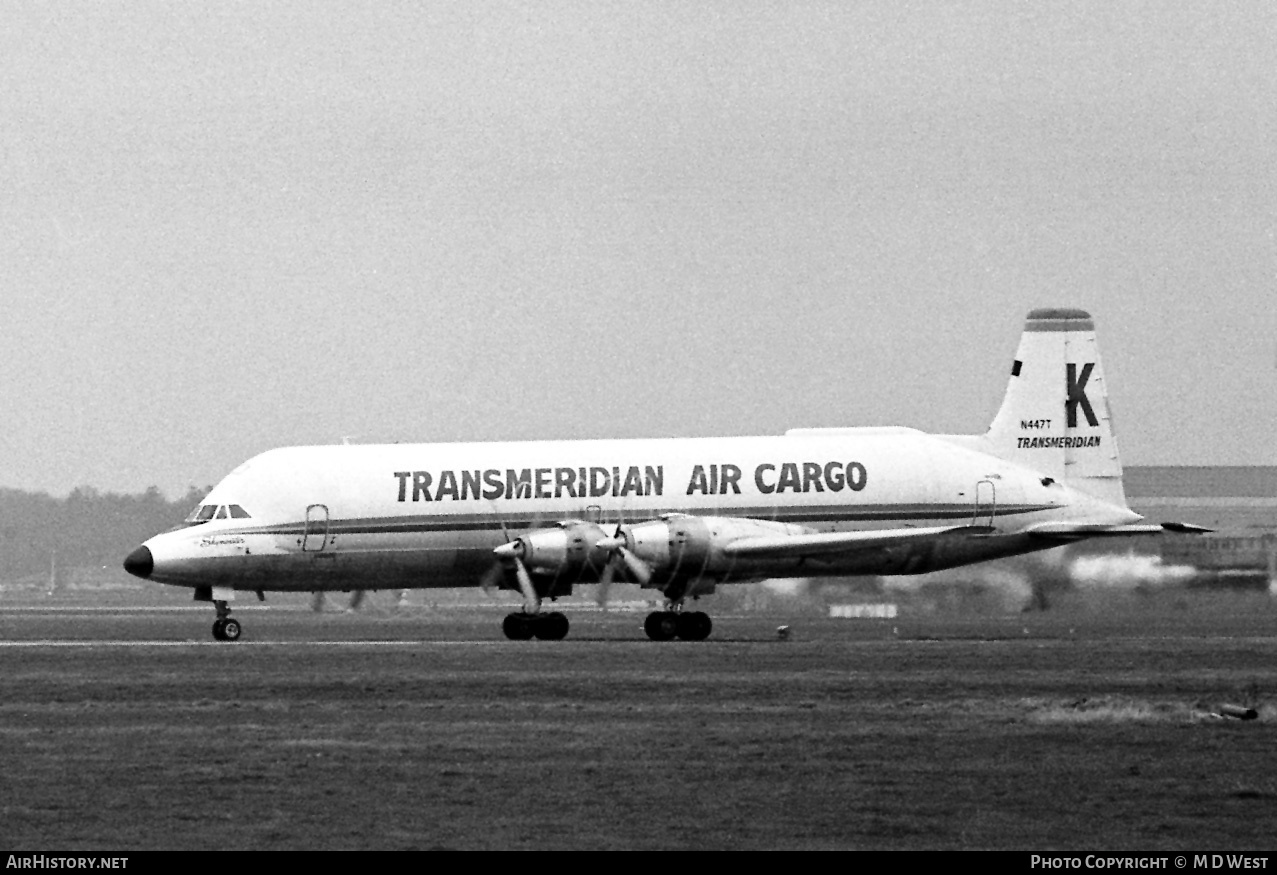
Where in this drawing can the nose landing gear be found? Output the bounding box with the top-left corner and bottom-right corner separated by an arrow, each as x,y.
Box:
211,600 -> 242,642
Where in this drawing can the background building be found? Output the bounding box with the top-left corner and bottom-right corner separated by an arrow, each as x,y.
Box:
1125,466 -> 1277,590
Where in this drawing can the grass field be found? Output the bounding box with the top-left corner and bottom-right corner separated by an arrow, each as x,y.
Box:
1,595 -> 1276,850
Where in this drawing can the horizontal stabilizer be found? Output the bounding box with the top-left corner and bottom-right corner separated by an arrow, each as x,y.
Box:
721,525 -> 985,560
1023,521 -> 1211,539
1158,522 -> 1214,534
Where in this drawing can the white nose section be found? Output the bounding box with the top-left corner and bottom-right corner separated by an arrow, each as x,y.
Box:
129,533 -> 203,584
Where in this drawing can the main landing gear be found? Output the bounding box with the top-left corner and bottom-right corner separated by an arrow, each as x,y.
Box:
502,611 -> 569,641
212,600 -> 242,642
644,609 -> 712,642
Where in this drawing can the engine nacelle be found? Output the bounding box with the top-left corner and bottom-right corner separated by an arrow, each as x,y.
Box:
503,520 -> 613,580
621,514 -> 807,584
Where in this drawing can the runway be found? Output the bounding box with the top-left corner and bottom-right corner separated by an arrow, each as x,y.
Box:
3,597 -> 1276,850
0,639 -> 500,647
0,604 -> 294,613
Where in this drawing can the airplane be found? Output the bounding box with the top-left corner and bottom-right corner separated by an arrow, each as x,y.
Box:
123,308 -> 1203,642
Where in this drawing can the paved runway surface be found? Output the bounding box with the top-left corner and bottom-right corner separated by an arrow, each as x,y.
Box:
2,597 -> 1276,850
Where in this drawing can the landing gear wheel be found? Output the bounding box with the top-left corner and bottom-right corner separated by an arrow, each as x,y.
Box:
211,599 -> 237,642
502,613 -> 535,641
534,612 -> 570,641
212,617 -> 242,642
676,611 -> 712,641
644,611 -> 679,641
221,618 -> 242,641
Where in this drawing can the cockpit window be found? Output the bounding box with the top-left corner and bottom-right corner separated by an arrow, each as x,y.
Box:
184,504 -> 219,524
179,503 -> 251,527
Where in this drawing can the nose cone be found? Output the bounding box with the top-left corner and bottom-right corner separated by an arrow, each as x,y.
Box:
123,545 -> 154,579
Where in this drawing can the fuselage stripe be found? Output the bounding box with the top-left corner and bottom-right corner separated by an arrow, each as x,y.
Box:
200,502 -> 1055,539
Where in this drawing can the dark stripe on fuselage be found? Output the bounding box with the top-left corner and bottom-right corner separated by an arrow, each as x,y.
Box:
198,502 -> 1056,539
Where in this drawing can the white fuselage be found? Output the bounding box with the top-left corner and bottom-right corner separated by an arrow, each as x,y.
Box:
137,427 -> 1139,594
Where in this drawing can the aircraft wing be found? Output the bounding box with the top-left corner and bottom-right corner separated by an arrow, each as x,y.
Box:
720,525 -> 983,560
722,520 -> 1213,560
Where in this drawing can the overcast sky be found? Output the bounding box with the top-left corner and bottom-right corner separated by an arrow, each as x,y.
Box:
3,1 -> 1275,498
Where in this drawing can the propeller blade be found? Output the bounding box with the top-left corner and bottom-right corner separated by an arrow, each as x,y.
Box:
618,547 -> 652,586
512,557 -> 539,613
347,590 -> 366,612
479,562 -> 505,597
310,591 -> 327,613
596,558 -> 615,608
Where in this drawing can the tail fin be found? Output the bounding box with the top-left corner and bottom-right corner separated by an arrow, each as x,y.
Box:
981,308 -> 1128,507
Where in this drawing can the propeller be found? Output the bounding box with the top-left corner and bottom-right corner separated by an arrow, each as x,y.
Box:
594,517 -> 622,607
595,521 -> 653,593
484,506 -> 548,613
492,539 -> 540,612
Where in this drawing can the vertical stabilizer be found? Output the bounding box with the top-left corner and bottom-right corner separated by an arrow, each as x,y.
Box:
981,308 -> 1128,506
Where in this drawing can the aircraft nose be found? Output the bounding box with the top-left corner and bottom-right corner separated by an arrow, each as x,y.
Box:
123,545 -> 154,579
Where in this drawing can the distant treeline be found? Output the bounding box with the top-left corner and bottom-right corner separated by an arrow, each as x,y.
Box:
0,486 -> 209,580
